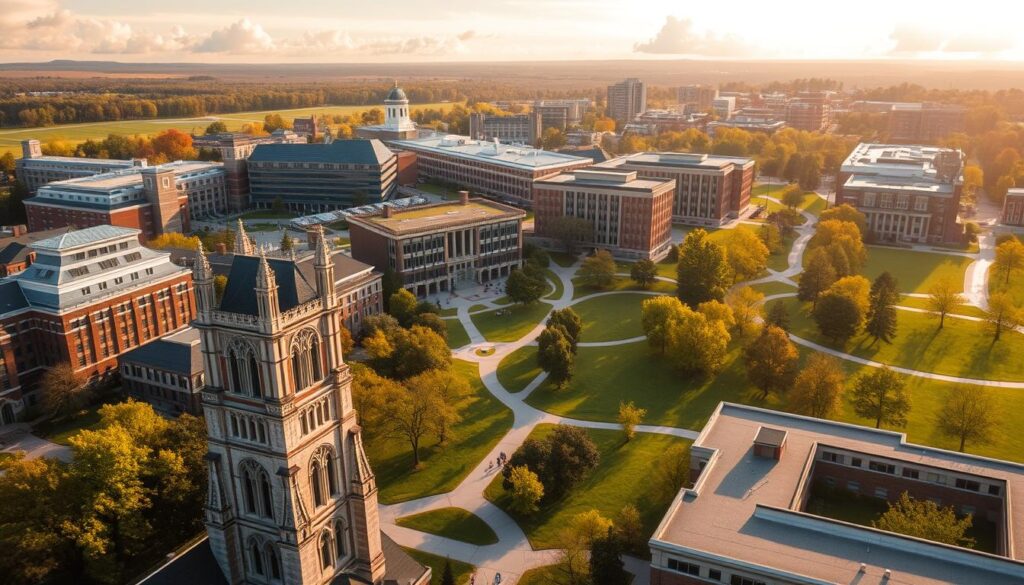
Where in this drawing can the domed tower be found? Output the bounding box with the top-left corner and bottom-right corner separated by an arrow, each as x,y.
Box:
384,81 -> 416,133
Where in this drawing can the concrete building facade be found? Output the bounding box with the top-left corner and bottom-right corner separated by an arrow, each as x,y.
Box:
887,103 -> 967,144
607,78 -> 647,124
193,131 -> 307,212
678,85 -> 719,112
1001,188 -> 1024,227
468,112 -> 542,145
534,168 -> 675,260
347,194 -> 525,297
15,139 -> 143,192
533,99 -> 591,130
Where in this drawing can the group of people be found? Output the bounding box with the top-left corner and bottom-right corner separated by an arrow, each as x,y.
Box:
486,451 -> 508,473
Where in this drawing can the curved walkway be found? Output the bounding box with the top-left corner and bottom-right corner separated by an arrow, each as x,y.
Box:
383,203 -> 1000,583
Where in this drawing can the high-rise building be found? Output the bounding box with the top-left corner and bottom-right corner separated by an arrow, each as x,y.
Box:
712,97 -> 736,120
596,152 -> 755,225
191,238 -> 429,584
678,85 -> 719,112
533,99 -> 591,130
607,78 -> 647,124
15,139 -> 144,192
534,168 -> 675,260
785,92 -> 833,132
0,225 -> 195,424
468,112 -> 542,145
837,143 -> 964,244
887,103 -> 966,144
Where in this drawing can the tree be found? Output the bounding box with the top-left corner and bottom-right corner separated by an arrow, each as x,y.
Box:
676,229 -> 729,307
40,363 -> 89,419
537,325 -> 575,387
412,312 -> 447,340
556,510 -> 613,585
547,216 -> 592,254
388,289 -> 418,327
630,258 -> 657,289
697,299 -> 735,331
852,367 -> 910,428
759,223 -> 782,255
666,306 -> 730,376
403,368 -> 466,445
994,238 -> 1024,286
151,128 -> 197,161
617,401 -> 646,442
766,300 -> 790,331
542,126 -> 567,149
798,249 -> 837,308
381,267 -> 403,311
641,296 -> 687,355
726,286 -> 764,339
440,560 -> 456,585
279,232 -> 293,253
213,274 -> 228,303
361,371 -> 446,468
874,492 -> 975,548
506,267 -> 546,305
652,443 -> 691,501
814,290 -> 863,343
744,325 -> 798,399
614,504 -> 645,556
338,326 -> 355,356
390,326 -> 452,379
984,292 -> 1022,342
0,151 -> 15,174
722,227 -> 769,284
808,219 -> 866,276
507,465 -> 544,515
789,354 -> 844,419
866,271 -> 899,344
263,113 -> 290,132
937,385 -> 998,452
579,250 -> 616,290
818,204 -> 867,236
547,308 -> 583,352
590,533 -> 630,585
546,425 -> 601,498
780,184 -> 805,209
927,276 -> 965,329
205,120 -> 227,134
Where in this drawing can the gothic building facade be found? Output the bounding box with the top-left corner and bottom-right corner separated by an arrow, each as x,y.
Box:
190,227 -> 428,585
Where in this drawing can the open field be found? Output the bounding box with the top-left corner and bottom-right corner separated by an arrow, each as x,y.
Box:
573,293 -> 650,342
396,507 -> 499,546
471,302 -> 552,343
497,346 -> 541,394
446,319 -> 471,349
401,548 -> 475,585
861,247 -> 973,294
572,274 -> 675,299
0,102 -> 456,157
484,424 -> 690,550
364,360 -> 512,504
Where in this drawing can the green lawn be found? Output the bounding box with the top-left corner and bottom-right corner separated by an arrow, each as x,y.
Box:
439,307 -> 459,317
518,565 -> 566,585
470,302 -> 552,343
990,266 -> 1024,307
497,346 -> 541,393
401,548 -> 475,585
34,399 -> 115,445
749,281 -> 797,298
572,293 -> 651,342
549,251 -> 579,268
396,507 -> 498,546
896,295 -> 987,318
572,275 -> 675,299
364,360 -> 513,504
544,269 -> 565,300
446,319 -> 471,349
766,235 -> 797,272
468,304 -> 489,313
0,102 -> 457,157
782,297 -> 1024,381
493,296 -> 512,306
484,425 -> 690,550
415,182 -> 463,200
862,247 -> 973,294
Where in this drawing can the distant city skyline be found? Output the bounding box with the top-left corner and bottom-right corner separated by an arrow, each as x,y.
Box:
0,0 -> 1022,63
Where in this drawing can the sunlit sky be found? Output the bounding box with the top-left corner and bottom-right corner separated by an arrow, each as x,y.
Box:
1,0 -> 1022,63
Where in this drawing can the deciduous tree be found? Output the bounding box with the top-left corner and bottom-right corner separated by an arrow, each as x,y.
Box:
874,492 -> 975,548
676,229 -> 729,307
789,354 -> 844,419
938,386 -> 998,452
994,238 -> 1024,286
666,306 -> 730,376
984,292 -> 1022,342
926,276 -> 965,329
798,249 -> 837,308
630,258 -> 658,289
617,401 -> 646,442
766,299 -> 790,331
726,286 -> 764,339
508,465 -> 544,515
537,325 -> 575,387
40,363 -> 89,419
866,271 -> 899,344
743,325 -> 798,399
813,290 -> 863,343
641,296 -> 687,355
506,266 -> 546,305
388,289 -> 419,326
547,308 -> 583,352
852,367 -> 910,429
579,249 -> 616,290
723,227 -> 769,284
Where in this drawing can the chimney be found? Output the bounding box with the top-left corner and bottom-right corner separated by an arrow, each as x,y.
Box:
459,190 -> 470,205
215,242 -> 227,255
382,205 -> 393,218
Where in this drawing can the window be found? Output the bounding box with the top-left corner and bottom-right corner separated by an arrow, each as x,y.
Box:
874,487 -> 889,499
730,576 -> 767,585
926,472 -> 947,485
902,467 -> 920,479
851,457 -> 862,468
334,520 -> 347,559
667,559 -> 700,576
709,569 -> 722,581
266,545 -> 281,580
989,485 -> 1002,496
320,531 -> 333,569
869,461 -> 895,474
821,451 -> 843,464
847,481 -> 860,494
240,460 -> 274,520
962,505 -> 976,516
955,478 -> 981,492
250,542 -> 264,576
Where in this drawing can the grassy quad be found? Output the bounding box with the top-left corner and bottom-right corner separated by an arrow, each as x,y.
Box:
497,346 -> 541,393
471,302 -> 552,343
395,507 -> 499,546
364,360 -> 513,504
860,247 -> 973,294
572,274 -> 675,299
749,280 -> 798,298
989,264 -> 1024,307
544,269 -> 565,300
446,319 -> 471,349
401,548 -> 476,585
571,293 -> 652,342
484,424 -> 691,550
895,295 -> 987,318
780,297 -> 1024,382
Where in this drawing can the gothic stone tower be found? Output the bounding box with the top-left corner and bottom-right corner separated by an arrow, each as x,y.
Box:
192,236 -> 386,585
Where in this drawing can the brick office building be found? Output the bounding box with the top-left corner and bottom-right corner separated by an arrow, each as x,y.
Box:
0,226 -> 70,276
534,168 -> 675,260
119,327 -> 204,416
837,143 -> 964,244
15,139 -> 142,192
1002,188 -> 1024,227
0,225 -> 194,424
389,134 -> 592,205
24,161 -> 227,240
785,92 -> 832,132
193,131 -> 306,211
596,152 -> 755,225
348,193 -> 525,297
468,112 -> 542,145
649,403 -> 1024,585
887,103 -> 966,144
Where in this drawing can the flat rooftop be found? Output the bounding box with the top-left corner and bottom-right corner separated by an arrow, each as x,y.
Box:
348,198 -> 524,236
20,155 -> 136,166
42,160 -> 223,192
390,134 -> 591,171
536,169 -> 674,192
840,143 -> 963,196
596,151 -> 753,172
653,403 -> 1024,585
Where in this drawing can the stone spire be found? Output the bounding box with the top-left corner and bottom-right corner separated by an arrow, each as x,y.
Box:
192,241 -> 216,317
313,224 -> 336,309
256,249 -> 276,290
193,240 -> 212,280
314,225 -> 331,266
234,218 -> 254,255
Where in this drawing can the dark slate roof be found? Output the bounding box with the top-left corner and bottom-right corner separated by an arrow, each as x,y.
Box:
137,539 -> 226,585
386,86 -> 408,101
557,146 -> 612,163
0,226 -> 72,265
0,280 -> 29,313
379,533 -> 431,585
219,255 -> 318,316
248,139 -> 394,166
119,329 -> 203,375
0,242 -> 26,265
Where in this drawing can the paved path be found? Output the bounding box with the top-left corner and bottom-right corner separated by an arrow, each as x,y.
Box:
0,424 -> 72,462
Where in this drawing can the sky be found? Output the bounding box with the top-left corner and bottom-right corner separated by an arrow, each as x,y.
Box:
1,0 -> 1022,63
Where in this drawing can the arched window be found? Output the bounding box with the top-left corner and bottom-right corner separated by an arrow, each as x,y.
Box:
250,541 -> 264,576
241,460 -> 274,520
291,349 -> 303,389
266,544 -> 281,581
320,530 -> 333,570
309,337 -> 322,381
291,328 -> 322,392
326,456 -> 338,496
249,354 -> 262,398
261,473 -> 274,518
243,467 -> 257,514
311,461 -> 324,507
334,519 -> 346,559
310,446 -> 336,507
230,352 -> 242,393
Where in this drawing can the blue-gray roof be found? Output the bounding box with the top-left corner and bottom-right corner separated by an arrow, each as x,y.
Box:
0,281 -> 28,313
32,225 -> 138,250
386,86 -> 408,101
248,139 -> 394,166
219,256 -> 318,316
119,330 -> 203,375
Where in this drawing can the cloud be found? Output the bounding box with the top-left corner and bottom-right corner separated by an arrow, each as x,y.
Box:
283,30 -> 354,53
634,16 -> 754,57
457,30 -> 476,42
194,19 -> 275,54
888,25 -> 943,54
889,25 -> 1015,56
944,34 -> 1014,54
359,33 -> 472,56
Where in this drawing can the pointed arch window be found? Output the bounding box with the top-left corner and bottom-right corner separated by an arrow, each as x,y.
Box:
229,352 -> 243,393
250,541 -> 264,576
309,336 -> 322,381
291,349 -> 303,389
291,328 -> 323,392
241,460 -> 274,520
249,354 -> 262,398
311,460 -> 324,508
266,544 -> 281,581
334,519 -> 347,559
320,530 -> 333,570
309,446 -> 336,508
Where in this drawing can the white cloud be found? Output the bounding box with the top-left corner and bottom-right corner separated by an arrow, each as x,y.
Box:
358,32 -> 473,56
194,19 -> 275,53
889,25 -> 1015,56
634,16 -> 755,57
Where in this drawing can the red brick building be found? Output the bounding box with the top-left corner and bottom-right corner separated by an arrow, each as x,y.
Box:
1002,189 -> 1024,227
837,143 -> 964,244
0,226 -> 71,277
0,225 -> 194,425
888,103 -> 966,144
649,403 -> 1024,585
785,91 -> 833,132
348,194 -> 525,297
596,152 -> 754,225
534,168 -> 675,260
